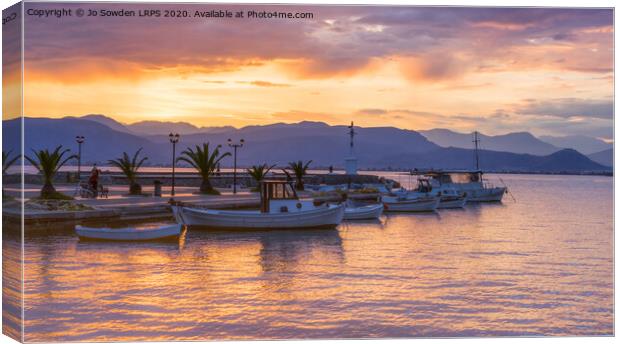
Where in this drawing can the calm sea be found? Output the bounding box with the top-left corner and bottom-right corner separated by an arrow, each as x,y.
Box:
3,174 -> 613,341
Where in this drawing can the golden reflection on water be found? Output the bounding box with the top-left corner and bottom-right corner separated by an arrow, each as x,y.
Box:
2,222 -> 23,341
13,175 -> 614,341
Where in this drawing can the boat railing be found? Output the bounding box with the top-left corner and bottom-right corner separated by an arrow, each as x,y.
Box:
483,181 -> 497,189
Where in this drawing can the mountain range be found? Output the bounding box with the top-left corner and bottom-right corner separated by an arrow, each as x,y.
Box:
587,148 -> 613,167
419,129 -> 559,155
420,128 -> 613,158
2,115 -> 611,172
76,114 -> 235,136
540,135 -> 612,155
79,114 -> 613,160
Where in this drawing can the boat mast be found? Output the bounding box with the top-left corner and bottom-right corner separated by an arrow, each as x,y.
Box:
473,131 -> 480,170
348,121 -> 356,156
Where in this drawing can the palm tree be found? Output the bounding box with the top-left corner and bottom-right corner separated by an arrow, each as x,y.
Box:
25,146 -> 76,198
283,160 -> 312,191
177,143 -> 230,194
2,150 -> 20,177
247,164 -> 276,190
3,150 -> 21,198
108,148 -> 148,195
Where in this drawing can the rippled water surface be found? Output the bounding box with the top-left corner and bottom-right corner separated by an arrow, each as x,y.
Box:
8,174 -> 613,341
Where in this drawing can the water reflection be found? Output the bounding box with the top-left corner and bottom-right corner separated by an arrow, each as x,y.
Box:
15,175 -> 615,340
2,221 -> 22,341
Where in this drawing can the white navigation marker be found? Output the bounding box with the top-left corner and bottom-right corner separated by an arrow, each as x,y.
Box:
345,121 -> 358,175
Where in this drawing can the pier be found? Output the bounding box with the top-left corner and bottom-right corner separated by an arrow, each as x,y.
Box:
2,172 -> 384,227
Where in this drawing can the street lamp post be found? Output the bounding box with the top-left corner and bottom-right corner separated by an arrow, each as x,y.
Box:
227,138 -> 244,194
75,136 -> 85,181
169,133 -> 180,198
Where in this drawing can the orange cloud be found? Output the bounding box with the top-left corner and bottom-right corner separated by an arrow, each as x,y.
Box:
399,54 -> 471,83
240,80 -> 292,87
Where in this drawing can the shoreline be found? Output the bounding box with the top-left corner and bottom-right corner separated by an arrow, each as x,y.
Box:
2,171 -> 611,228
3,196 -> 262,229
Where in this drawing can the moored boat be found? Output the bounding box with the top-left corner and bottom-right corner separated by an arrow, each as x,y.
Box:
344,202 -> 384,220
436,192 -> 468,209
415,177 -> 467,209
75,223 -> 182,241
382,193 -> 440,212
172,180 -> 345,229
412,131 -> 507,203
422,170 -> 506,202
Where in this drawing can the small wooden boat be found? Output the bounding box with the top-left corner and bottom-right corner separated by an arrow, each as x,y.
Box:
437,194 -> 467,209
172,180 -> 345,230
75,223 -> 182,241
382,194 -> 439,212
434,186 -> 468,209
344,203 -> 384,220
407,177 -> 467,209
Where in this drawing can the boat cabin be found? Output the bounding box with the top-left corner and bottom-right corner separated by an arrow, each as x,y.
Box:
259,180 -> 299,213
415,178 -> 433,193
412,170 -> 483,185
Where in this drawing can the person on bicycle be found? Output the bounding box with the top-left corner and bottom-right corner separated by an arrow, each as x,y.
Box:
89,164 -> 100,197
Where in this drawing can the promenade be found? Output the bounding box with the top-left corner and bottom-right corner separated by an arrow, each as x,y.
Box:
3,183 -> 263,225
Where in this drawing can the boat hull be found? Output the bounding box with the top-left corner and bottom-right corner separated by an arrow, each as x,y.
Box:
172,204 -> 345,229
437,196 -> 467,209
465,187 -> 506,202
382,197 -> 439,212
344,204 -> 384,220
75,224 -> 182,241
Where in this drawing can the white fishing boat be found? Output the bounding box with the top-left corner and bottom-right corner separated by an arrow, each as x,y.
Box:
343,202 -> 384,220
414,131 -> 507,203
436,189 -> 468,208
75,223 -> 182,241
172,180 -> 345,229
381,192 -> 440,212
415,178 -> 467,209
423,170 -> 506,202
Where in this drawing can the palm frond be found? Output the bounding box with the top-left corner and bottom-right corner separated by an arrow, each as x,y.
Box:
108,148 -> 147,184
178,142 -> 228,178
247,163 -> 276,182
2,150 -> 20,174
25,145 -> 76,185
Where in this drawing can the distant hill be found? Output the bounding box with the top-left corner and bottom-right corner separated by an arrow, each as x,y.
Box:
3,117 -> 167,164
78,114 -> 134,134
127,121 -> 202,135
127,121 -> 235,136
152,121 -> 442,167
420,129 -> 559,155
377,148 -> 607,172
2,115 -> 610,173
588,148 -> 613,167
540,135 -> 612,155
76,115 -> 235,136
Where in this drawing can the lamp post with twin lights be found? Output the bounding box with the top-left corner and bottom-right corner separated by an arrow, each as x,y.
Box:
75,135 -> 85,180
227,138 -> 244,194
169,133 -> 180,198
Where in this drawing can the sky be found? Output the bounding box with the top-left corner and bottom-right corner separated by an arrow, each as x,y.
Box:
11,3 -> 615,140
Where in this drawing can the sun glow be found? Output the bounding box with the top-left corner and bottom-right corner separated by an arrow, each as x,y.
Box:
16,4 -> 612,138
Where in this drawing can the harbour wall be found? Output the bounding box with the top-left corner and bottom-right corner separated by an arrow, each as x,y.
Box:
8,172 -> 384,187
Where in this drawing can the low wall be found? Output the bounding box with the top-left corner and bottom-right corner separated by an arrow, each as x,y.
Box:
9,171 -> 383,188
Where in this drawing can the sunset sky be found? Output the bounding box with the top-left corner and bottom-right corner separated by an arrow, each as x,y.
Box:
13,4 -> 614,140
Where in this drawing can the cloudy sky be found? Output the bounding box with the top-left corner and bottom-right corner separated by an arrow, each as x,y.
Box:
16,3 -> 614,140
